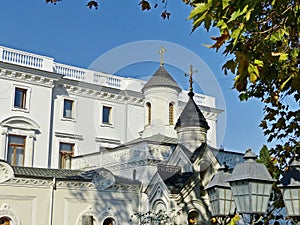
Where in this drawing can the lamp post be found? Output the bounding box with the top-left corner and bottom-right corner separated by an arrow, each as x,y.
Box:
227,149 -> 275,224
279,160 -> 300,224
205,164 -> 236,225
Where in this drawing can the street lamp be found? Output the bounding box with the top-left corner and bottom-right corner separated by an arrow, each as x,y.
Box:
279,160 -> 300,224
227,149 -> 275,224
205,164 -> 236,225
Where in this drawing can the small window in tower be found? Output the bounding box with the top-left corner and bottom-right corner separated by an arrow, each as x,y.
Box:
169,102 -> 174,125
146,102 -> 151,125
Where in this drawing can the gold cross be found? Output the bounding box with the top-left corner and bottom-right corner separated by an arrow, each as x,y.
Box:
159,47 -> 166,66
185,65 -> 198,93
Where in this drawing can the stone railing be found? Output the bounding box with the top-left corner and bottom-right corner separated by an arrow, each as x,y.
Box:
54,63 -> 86,81
0,46 -> 54,71
93,72 -> 122,88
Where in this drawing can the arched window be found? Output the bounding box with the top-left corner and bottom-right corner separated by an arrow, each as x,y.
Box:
146,102 -> 151,125
103,217 -> 115,225
187,211 -> 199,225
0,217 -> 11,225
169,103 -> 174,125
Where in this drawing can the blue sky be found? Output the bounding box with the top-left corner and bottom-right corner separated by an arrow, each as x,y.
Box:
0,0 -> 268,153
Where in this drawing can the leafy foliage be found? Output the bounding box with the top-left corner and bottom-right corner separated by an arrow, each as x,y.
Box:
187,0 -> 300,173
130,210 -> 171,225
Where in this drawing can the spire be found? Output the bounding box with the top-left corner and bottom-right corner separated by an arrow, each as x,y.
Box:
175,65 -> 209,130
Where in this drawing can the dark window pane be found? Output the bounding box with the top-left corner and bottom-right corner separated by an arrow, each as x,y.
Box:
14,88 -> 26,108
59,143 -> 73,152
102,106 -> 111,124
63,99 -> 73,118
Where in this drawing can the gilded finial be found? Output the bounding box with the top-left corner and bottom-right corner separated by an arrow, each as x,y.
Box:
159,47 -> 166,66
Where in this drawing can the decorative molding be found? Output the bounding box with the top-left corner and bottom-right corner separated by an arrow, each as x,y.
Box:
61,83 -> 144,106
55,132 -> 84,141
0,68 -> 56,88
0,161 -> 14,183
77,206 -> 100,225
0,203 -> 21,225
0,116 -> 40,131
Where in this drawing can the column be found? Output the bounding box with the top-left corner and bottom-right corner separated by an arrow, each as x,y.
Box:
24,132 -> 35,167
0,128 -> 8,160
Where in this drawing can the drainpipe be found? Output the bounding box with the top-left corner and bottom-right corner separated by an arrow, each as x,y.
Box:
49,177 -> 56,225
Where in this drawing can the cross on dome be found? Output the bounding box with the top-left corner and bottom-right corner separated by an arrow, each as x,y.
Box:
185,65 -> 198,94
159,47 -> 166,66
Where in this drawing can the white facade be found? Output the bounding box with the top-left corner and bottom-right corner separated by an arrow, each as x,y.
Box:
0,45 -> 221,170
0,45 -> 232,225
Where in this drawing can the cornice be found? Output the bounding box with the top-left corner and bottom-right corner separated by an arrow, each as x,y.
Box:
1,177 -> 140,192
0,64 -> 59,88
61,83 -> 144,105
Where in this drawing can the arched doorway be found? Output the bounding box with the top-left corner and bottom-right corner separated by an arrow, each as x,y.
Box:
103,217 -> 115,225
187,211 -> 199,225
0,217 -> 10,225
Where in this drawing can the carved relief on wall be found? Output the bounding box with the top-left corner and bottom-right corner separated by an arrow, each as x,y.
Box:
0,161 -> 14,183
0,204 -> 20,225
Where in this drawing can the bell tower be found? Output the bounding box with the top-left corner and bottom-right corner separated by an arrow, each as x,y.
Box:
141,48 -> 181,138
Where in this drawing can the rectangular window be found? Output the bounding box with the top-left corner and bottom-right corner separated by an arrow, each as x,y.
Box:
102,106 -> 112,124
59,142 -> 74,169
7,135 -> 26,166
63,99 -> 73,118
14,87 -> 27,109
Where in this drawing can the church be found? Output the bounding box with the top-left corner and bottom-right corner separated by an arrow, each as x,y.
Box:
0,45 -> 244,225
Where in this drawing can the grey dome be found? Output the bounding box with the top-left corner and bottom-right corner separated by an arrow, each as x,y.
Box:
142,66 -> 181,92
175,92 -> 210,130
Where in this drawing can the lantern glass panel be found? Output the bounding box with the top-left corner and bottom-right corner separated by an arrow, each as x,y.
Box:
250,182 -> 272,213
231,181 -> 250,213
208,188 -> 219,216
283,188 -> 300,216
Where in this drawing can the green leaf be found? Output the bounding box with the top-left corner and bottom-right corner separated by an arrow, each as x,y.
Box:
254,59 -> 263,67
188,3 -> 209,19
279,53 -> 288,62
248,63 -> 259,83
222,0 -> 230,9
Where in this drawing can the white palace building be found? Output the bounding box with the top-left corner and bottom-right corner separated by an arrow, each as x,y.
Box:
0,46 -> 244,225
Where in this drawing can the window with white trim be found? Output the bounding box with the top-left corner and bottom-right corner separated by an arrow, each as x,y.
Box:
82,215 -> 94,225
59,142 -> 74,169
146,102 -> 151,125
12,86 -> 31,112
7,135 -> 26,166
63,99 -> 74,119
102,106 -> 112,125
169,102 -> 174,125
0,217 -> 11,225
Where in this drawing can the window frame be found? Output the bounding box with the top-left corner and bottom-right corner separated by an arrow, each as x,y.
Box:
146,102 -> 151,126
61,97 -> 77,121
12,85 -> 31,112
100,104 -> 114,127
59,142 -> 74,169
169,102 -> 175,125
7,134 -> 26,166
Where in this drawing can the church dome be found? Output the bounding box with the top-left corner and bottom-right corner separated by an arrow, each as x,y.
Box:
142,66 -> 181,92
175,92 -> 210,130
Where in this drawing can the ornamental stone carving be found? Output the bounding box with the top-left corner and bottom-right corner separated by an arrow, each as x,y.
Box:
0,161 -> 14,183
0,204 -> 21,225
